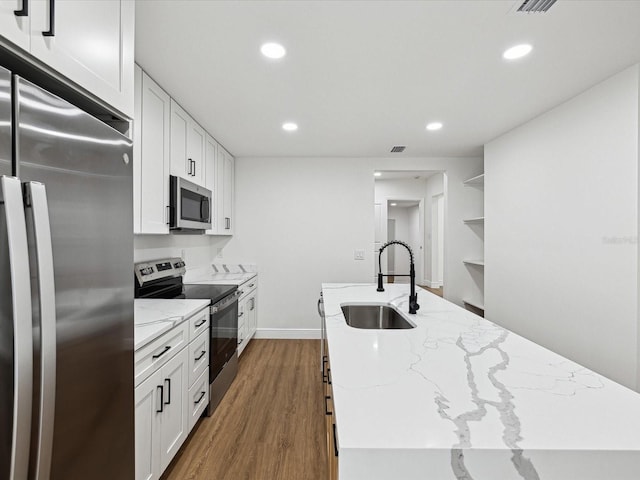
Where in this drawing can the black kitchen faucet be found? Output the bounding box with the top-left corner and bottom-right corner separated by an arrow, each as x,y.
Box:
377,240 -> 420,314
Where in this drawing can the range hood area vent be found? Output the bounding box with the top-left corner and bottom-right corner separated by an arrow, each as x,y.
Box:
390,145 -> 406,153
516,0 -> 557,13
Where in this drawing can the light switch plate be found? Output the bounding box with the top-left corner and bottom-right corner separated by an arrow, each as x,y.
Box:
354,249 -> 365,260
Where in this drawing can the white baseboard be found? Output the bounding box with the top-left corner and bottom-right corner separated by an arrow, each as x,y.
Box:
421,280 -> 443,288
254,328 -> 321,339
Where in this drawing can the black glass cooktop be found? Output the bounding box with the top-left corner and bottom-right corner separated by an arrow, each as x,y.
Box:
182,283 -> 237,304
135,275 -> 236,305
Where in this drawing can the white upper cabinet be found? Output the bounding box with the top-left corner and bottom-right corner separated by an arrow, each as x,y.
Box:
204,134 -> 219,234
170,99 -> 205,187
217,145 -> 234,235
0,0 -> 31,51
134,65 -> 171,234
0,0 -> 134,117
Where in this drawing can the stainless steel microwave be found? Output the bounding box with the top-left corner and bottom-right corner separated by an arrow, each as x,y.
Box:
169,175 -> 212,231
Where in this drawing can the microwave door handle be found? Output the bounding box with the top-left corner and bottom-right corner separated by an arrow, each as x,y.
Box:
23,182 -> 56,480
0,176 -> 33,480
201,196 -> 209,222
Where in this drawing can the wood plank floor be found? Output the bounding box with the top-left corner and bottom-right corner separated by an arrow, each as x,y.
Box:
161,339 -> 327,480
420,285 -> 443,297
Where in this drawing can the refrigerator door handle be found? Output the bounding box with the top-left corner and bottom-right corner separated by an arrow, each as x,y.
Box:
24,181 -> 56,480
0,176 -> 33,480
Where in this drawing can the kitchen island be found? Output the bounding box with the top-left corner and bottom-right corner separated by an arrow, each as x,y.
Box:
322,283 -> 640,480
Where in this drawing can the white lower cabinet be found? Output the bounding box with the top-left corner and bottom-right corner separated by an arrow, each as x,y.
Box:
159,349 -> 189,472
188,368 -> 210,431
237,277 -> 258,356
135,369 -> 162,480
135,306 -> 211,480
135,348 -> 188,480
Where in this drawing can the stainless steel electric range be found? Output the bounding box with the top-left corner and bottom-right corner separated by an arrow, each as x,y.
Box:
134,258 -> 240,416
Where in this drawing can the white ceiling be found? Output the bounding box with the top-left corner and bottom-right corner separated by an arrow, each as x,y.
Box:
135,0 -> 640,158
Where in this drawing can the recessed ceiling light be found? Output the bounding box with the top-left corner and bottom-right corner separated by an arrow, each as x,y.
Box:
261,42 -> 286,59
426,122 -> 443,131
503,44 -> 533,60
282,122 -> 298,132
390,203 -> 397,206
374,172 -> 382,177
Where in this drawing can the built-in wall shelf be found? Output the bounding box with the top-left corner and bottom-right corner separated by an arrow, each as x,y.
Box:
462,172 -> 485,318
463,259 -> 485,267
463,173 -> 485,186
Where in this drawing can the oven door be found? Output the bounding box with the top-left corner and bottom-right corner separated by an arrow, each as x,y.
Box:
210,292 -> 238,382
169,175 -> 212,230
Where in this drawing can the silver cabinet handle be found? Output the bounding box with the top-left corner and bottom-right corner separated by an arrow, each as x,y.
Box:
24,182 -> 56,480
0,176 -> 33,480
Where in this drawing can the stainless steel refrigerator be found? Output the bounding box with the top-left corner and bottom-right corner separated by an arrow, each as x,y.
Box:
0,65 -> 134,479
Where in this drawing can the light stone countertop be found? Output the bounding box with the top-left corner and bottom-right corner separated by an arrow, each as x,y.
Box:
134,299 -> 210,350
184,271 -> 257,286
322,283 -> 640,480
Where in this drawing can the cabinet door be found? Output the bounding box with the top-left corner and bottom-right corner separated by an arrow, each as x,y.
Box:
248,293 -> 257,339
204,134 -> 218,234
170,99 -> 189,179
237,297 -> 247,355
135,369 -> 163,480
159,348 -> 189,472
135,68 -> 170,234
30,0 -> 134,117
217,146 -> 234,234
187,121 -> 205,186
0,0 -> 31,51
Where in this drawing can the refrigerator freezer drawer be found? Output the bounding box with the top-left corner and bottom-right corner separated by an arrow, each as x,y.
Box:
135,322 -> 189,387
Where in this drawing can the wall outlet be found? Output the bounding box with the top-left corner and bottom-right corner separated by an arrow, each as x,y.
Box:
354,249 -> 365,260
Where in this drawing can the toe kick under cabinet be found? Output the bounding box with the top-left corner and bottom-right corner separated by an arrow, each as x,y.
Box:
135,306 -> 210,480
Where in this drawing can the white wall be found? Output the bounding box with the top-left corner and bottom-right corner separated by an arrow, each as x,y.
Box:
224,156 -> 483,337
134,234 -> 229,276
485,64 -> 639,389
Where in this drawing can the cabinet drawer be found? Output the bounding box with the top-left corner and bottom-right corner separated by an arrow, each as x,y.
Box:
238,277 -> 257,302
135,321 -> 189,387
188,307 -> 209,342
188,368 -> 209,432
188,329 -> 209,388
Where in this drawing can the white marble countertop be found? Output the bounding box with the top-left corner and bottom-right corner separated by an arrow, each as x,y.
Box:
322,283 -> 640,480
185,271 -> 257,286
134,299 -> 210,350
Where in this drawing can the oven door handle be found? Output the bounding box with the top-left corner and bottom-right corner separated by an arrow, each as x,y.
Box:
210,290 -> 240,313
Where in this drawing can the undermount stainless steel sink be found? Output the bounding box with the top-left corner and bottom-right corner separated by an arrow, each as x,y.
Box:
341,303 -> 416,329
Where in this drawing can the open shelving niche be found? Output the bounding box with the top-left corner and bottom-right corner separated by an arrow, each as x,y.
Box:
462,172 -> 485,316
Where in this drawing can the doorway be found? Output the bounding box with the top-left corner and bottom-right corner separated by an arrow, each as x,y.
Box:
373,171 -> 445,292
431,193 -> 444,288
386,199 -> 423,284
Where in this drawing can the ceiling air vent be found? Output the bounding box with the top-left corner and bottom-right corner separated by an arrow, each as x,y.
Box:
517,0 -> 557,13
390,146 -> 406,153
